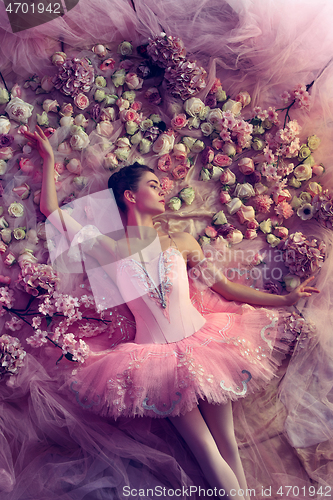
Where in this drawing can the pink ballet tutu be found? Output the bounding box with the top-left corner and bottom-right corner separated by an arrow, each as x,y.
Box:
67,290 -> 293,419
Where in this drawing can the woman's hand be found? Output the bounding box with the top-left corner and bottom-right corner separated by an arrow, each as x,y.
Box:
23,125 -> 54,160
285,276 -> 320,306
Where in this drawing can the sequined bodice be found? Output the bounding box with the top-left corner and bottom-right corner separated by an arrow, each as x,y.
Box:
117,247 -> 206,344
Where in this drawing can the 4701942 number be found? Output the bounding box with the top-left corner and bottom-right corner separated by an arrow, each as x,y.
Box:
276,486 -> 332,497
5,3 -> 61,14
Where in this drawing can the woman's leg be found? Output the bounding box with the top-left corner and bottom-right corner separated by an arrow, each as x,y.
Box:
169,405 -> 245,500
198,399 -> 248,493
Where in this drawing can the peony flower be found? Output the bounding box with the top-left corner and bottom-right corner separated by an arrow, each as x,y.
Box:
172,164 -> 190,180
226,198 -> 242,215
5,97 -> 33,123
8,202 -> 24,217
74,93 -> 89,110
213,154 -> 232,168
153,133 -> 175,155
238,157 -> 254,175
117,41 -> 133,56
236,204 -> 255,224
297,203 -> 315,221
0,116 -> 11,134
168,197 -> 182,211
234,183 -> 255,199
179,187 -> 195,205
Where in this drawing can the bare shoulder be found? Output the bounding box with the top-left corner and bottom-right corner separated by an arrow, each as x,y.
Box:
170,231 -> 204,265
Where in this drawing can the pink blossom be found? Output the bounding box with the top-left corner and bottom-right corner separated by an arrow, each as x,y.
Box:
252,195 -> 273,214
119,109 -> 139,123
281,91 -> 291,103
213,154 -> 232,168
171,114 -> 188,130
157,154 -> 173,172
160,177 -> 174,194
0,147 -> 13,160
244,228 -> 257,240
236,204 -> 255,224
238,157 -> 254,175
220,129 -> 231,142
74,93 -> 89,110
172,164 -> 189,180
274,201 -> 294,219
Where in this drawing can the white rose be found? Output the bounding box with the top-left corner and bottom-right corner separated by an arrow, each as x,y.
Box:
130,131 -> 143,145
140,139 -> 152,154
191,140 -> 205,154
0,88 -> 9,104
0,159 -> 7,175
226,198 -> 242,215
73,176 -> 88,189
0,116 -> 11,134
5,97 -> 33,123
116,137 -> 131,148
42,99 -> 59,113
152,133 -> 175,156
70,130 -> 90,151
222,99 -> 242,115
74,114 -> 89,127
234,183 -> 255,198
100,107 -> 116,122
284,274 -> 301,292
184,97 -> 205,117
60,116 -> 74,127
211,166 -> 224,180
117,41 -> 133,56
294,163 -> 312,182
200,122 -> 214,136
126,121 -> 139,135
259,219 -> 272,234
115,148 -> 130,161
8,202 -> 24,217
223,143 -> 237,157
182,137 -> 196,150
66,158 -> 82,174
36,112 -> 49,126
266,234 -> 280,247
187,117 -> 200,129
227,229 -> 243,245
207,108 -> 223,126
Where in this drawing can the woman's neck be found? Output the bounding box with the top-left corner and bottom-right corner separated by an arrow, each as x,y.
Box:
126,211 -> 155,229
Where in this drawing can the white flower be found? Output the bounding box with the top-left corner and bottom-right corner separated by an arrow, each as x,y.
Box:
266,234 -> 280,247
168,197 -> 182,211
179,187 -> 195,205
234,183 -> 255,199
191,140 -> 205,154
207,108 -> 223,126
212,210 -> 227,225
259,219 -> 272,234
211,166 -> 224,180
114,148 -> 130,161
184,97 -> 205,117
182,137 -> 196,150
226,198 -> 242,215
0,159 -> 7,175
297,203 -> 315,221
73,176 -> 88,189
117,41 -> 133,56
74,114 -> 89,127
222,99 -> 242,115
36,112 -> 48,126
0,88 -> 10,104
200,122 -> 214,136
8,202 -> 24,217
5,97 -> 33,123
70,129 -> 90,151
294,163 -> 312,181
284,274 -> 301,292
152,133 -> 175,156
140,139 -> 152,154
0,116 -> 11,134
60,116 -> 74,127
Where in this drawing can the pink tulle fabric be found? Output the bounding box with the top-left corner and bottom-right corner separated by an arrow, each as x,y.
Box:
0,0 -> 333,498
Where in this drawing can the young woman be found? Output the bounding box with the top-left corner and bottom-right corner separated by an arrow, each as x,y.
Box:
24,125 -> 319,500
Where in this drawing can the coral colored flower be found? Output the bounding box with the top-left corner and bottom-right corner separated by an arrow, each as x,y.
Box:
157,154 -> 173,172
252,195 -> 273,214
274,201 -> 294,219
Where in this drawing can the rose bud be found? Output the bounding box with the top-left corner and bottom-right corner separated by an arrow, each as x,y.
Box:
12,183 -> 31,200
236,204 -> 255,224
219,190 -> 231,204
226,198 -> 242,215
179,187 -> 195,205
227,229 -> 243,244
212,210 -> 227,225
52,51 -> 67,66
1,228 -> 12,243
168,197 -> 182,211
205,226 -> 218,238
238,157 -> 254,175
274,226 -> 288,239
220,168 -> 236,185
244,228 -> 257,240
202,147 -> 215,165
312,164 -> 324,176
92,44 -> 107,58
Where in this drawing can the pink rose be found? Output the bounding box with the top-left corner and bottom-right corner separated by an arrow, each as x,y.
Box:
0,147 -> 13,160
12,183 -> 30,200
219,190 -> 231,204
99,58 -> 116,71
60,103 -> 74,117
227,229 -> 243,244
41,76 -> 54,92
202,147 -> 214,165
172,164 -> 190,180
19,158 -> 35,174
220,168 -> 236,185
153,133 -> 175,156
236,204 -> 255,224
238,157 -> 254,175
125,73 -> 143,90
92,44 -> 107,58
43,99 -> 59,113
145,87 -> 161,106
205,226 -> 218,238
44,127 -> 56,138
173,144 -> 187,161
116,97 -> 130,111
17,125 -> 29,134
236,90 -> 251,107
312,164 -> 324,176
244,228 -> 257,240
74,93 -> 90,110
273,188 -> 291,204
213,154 -> 232,168
120,109 -> 139,123
274,226 -> 288,239
11,83 -> 21,99
131,101 -> 142,112
171,114 -> 188,130
160,177 -> 174,194
157,154 -> 173,172
247,219 -> 259,230
212,138 -> 223,150
54,162 -> 65,174
67,158 -> 82,174
100,108 -> 115,122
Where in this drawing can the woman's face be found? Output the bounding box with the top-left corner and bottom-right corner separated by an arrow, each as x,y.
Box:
128,172 -> 165,215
